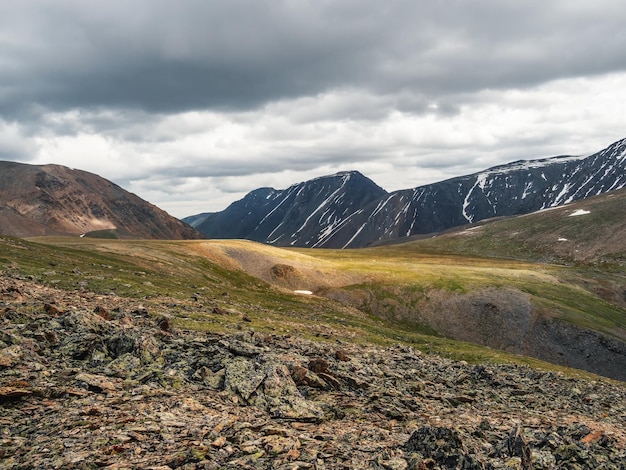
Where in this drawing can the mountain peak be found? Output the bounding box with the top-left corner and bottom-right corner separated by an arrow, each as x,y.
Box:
191,168 -> 387,247
325,170 -> 366,179
294,170 -> 385,191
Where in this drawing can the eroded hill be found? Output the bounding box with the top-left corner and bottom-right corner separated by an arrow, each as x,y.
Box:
0,161 -> 201,239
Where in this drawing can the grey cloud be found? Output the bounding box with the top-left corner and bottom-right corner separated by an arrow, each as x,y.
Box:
108,133 -> 391,190
2,0 -> 626,118
1,0 -> 379,115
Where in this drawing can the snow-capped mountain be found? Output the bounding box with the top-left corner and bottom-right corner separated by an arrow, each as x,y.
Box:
186,137 -> 626,248
189,171 -> 387,247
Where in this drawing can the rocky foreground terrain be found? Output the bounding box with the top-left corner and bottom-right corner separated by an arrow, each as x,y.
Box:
1,272 -> 625,469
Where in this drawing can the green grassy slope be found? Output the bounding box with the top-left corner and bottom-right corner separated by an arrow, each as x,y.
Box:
397,187 -> 626,266
0,235 -> 616,380
299,245 -> 626,341
357,189 -> 626,337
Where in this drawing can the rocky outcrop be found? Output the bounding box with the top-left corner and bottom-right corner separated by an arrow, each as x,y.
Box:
1,273 -> 625,468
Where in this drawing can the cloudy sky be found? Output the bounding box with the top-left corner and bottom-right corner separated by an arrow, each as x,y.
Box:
1,0 -> 625,218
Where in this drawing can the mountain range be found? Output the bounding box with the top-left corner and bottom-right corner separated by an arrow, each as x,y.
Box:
186,137 -> 626,248
0,161 -> 201,239
2,137 -> 625,247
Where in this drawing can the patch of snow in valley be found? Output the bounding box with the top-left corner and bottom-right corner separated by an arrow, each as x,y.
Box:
462,176 -> 484,222
342,221 -> 367,248
521,181 -> 533,199
558,237 -> 568,242
293,290 -> 313,295
569,209 -> 591,217
257,192 -> 292,226
370,195 -> 394,219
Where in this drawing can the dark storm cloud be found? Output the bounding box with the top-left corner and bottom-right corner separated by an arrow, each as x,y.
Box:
2,0 -> 626,117
1,0 -> 380,115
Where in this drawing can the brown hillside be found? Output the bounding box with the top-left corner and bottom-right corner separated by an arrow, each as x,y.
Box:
0,161 -> 201,239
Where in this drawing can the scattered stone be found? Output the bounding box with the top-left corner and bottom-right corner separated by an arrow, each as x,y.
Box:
224,358 -> 266,401
223,339 -> 265,357
44,302 -> 64,316
307,357 -> 329,374
335,349 -> 350,361
157,315 -> 172,332
75,373 -> 119,393
212,436 -> 227,448
507,425 -> 532,469
0,272 -> 625,469
0,386 -> 32,401
94,305 -> 112,320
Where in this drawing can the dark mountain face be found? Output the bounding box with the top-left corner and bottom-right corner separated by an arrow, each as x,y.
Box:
0,161 -> 202,239
191,171 -> 388,247
187,137 -> 626,248
339,138 -> 626,247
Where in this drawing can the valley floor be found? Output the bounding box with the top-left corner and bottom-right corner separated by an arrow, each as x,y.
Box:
1,272 -> 625,469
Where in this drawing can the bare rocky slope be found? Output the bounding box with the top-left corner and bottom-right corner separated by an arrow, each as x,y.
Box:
327,285 -> 626,383
1,272 -> 625,469
0,161 -> 201,239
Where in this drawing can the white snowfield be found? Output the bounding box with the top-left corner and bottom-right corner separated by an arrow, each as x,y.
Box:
293,290 -> 313,295
569,209 -> 591,217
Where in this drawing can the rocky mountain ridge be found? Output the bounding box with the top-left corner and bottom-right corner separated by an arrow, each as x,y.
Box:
1,272 -> 625,469
187,138 -> 626,248
0,161 -> 201,240
189,171 -> 387,247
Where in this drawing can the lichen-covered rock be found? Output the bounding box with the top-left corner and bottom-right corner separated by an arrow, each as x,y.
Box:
0,273 -> 625,469
404,426 -> 485,469
224,357 -> 266,401
257,362 -> 323,421
75,372 -> 119,393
